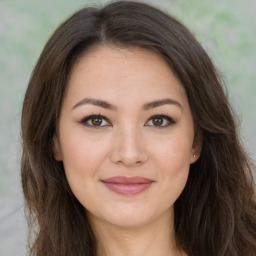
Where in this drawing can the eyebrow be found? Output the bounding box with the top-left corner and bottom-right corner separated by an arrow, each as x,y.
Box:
142,98 -> 183,111
72,97 -> 183,111
72,98 -> 117,111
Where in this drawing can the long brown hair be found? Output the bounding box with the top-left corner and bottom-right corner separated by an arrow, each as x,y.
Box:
21,1 -> 256,255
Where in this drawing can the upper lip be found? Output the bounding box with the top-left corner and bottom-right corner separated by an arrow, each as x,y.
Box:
102,176 -> 153,184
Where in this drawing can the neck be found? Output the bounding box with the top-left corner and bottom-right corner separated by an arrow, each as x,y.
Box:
88,209 -> 183,256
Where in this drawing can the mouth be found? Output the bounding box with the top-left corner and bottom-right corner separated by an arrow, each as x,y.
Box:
101,176 -> 154,195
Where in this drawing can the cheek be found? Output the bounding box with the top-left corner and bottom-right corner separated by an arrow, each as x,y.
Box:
60,127 -> 109,172
155,134 -> 193,169
153,133 -> 192,195
59,131 -> 109,206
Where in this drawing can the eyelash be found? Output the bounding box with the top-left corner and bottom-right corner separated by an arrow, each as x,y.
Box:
79,113 -> 176,128
145,114 -> 176,128
79,114 -> 111,128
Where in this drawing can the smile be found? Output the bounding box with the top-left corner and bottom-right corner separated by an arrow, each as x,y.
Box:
101,176 -> 154,195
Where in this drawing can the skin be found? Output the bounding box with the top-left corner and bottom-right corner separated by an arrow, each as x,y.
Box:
53,45 -> 201,256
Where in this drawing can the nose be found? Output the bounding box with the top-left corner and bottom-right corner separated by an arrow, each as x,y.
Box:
109,126 -> 148,167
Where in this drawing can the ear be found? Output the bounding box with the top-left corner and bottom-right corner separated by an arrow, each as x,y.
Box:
53,135 -> 63,161
190,131 -> 202,164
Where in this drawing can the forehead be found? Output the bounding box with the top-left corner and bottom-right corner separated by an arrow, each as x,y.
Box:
70,45 -> 172,80
64,45 -> 189,110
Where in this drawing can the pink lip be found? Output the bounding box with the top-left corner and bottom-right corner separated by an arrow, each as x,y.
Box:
102,176 -> 154,195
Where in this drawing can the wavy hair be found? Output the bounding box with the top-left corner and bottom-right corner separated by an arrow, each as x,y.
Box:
21,1 -> 256,255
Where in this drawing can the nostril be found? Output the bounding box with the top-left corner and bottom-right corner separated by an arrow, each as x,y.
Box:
110,146 -> 148,167
109,130 -> 148,166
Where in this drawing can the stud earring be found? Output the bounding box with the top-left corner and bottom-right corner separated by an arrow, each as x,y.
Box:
193,154 -> 196,158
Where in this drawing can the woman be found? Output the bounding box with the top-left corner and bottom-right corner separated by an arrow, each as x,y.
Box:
21,1 -> 256,255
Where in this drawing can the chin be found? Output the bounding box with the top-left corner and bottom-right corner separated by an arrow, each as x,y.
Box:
104,213 -> 153,229
87,201 -> 172,229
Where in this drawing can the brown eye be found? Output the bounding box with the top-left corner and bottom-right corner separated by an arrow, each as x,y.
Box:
152,118 -> 163,126
80,115 -> 111,127
91,117 -> 103,126
145,115 -> 176,128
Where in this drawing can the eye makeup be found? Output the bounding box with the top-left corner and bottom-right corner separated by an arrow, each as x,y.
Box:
145,114 -> 176,128
79,112 -> 176,129
79,114 -> 112,128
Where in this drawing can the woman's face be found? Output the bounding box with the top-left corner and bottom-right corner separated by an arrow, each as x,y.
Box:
54,46 -> 200,228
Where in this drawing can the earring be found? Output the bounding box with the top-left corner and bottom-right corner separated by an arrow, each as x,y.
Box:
193,154 -> 196,158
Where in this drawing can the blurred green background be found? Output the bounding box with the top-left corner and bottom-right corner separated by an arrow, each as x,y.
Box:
0,0 -> 255,254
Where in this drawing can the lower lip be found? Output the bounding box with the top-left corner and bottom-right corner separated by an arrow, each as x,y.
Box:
102,182 -> 153,195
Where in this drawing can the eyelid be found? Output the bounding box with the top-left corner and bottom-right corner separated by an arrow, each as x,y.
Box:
145,114 -> 176,128
79,113 -> 175,128
79,114 -> 112,127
